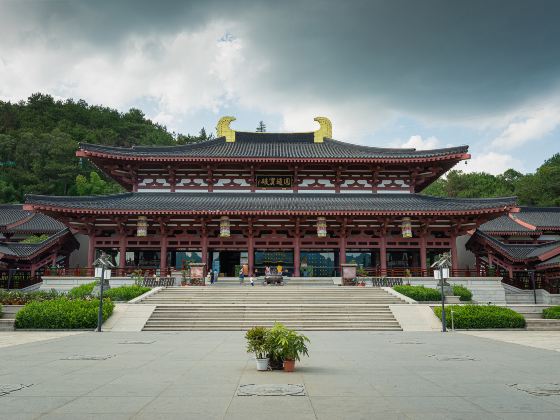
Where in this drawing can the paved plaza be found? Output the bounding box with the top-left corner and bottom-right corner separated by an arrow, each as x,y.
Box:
1,331 -> 560,419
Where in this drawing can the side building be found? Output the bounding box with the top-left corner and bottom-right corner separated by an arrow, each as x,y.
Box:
24,117 -> 516,279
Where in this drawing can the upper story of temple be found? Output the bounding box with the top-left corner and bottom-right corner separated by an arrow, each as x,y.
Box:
76,116 -> 470,194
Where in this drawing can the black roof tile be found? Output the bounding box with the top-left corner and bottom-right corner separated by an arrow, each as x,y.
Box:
479,215 -> 533,233
80,134 -> 469,160
25,192 -> 516,214
512,207 -> 560,229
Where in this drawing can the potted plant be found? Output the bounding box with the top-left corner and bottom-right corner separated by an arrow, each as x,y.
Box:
269,322 -> 310,372
245,326 -> 271,371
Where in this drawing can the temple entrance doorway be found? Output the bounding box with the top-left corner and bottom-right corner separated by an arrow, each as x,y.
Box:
211,251 -> 248,277
254,250 -> 294,277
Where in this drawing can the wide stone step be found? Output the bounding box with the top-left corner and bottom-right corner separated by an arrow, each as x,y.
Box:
526,319 -> 560,331
143,326 -> 402,331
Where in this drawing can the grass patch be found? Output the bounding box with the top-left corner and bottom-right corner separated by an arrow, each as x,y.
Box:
393,285 -> 441,301
542,306 -> 560,319
434,305 -> 525,329
452,285 -> 473,302
15,298 -> 114,329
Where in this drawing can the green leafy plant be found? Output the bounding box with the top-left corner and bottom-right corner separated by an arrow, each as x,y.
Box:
268,322 -> 310,362
434,305 -> 525,329
20,234 -> 50,244
15,298 -> 114,329
245,326 -> 272,359
543,306 -> 560,319
393,285 -> 441,301
452,285 -> 473,301
67,282 -> 96,299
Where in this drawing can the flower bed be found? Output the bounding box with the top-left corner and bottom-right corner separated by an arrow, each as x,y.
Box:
0,289 -> 61,305
434,305 -> 525,329
542,306 -> 560,319
15,298 -> 114,329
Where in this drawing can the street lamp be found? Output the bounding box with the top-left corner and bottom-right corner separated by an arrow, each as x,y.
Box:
93,252 -> 115,332
431,252 -> 452,333
528,269 -> 537,304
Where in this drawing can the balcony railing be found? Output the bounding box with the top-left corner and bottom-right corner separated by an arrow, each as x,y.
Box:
0,271 -> 42,290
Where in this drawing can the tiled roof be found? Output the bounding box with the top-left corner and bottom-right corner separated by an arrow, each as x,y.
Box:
511,207 -> 560,229
79,134 -> 470,161
0,204 -> 67,235
0,204 -> 32,228
25,192 -> 516,215
475,231 -> 560,261
479,215 -> 534,234
0,229 -> 71,259
537,254 -> 560,269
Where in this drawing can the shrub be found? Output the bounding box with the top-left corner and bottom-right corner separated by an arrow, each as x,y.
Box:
15,298 -> 114,329
67,282 -> 95,299
452,285 -> 473,301
542,306 -> 560,319
434,305 -> 525,329
245,326 -> 272,359
0,289 -> 61,305
393,285 -> 441,301
103,285 -> 151,301
268,322 -> 310,362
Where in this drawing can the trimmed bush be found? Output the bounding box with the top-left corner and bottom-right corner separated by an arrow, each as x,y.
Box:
434,305 -> 525,329
542,306 -> 560,319
452,285 -> 473,302
103,285 -> 151,301
0,303 -> 2,316
67,282 -> 95,299
0,289 -> 61,305
15,298 -> 114,329
393,285 -> 441,301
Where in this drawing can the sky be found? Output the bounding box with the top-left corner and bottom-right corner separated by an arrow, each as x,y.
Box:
1,0 -> 559,174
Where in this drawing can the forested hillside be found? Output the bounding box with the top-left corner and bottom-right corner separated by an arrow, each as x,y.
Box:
0,93 -> 211,202
423,154 -> 560,206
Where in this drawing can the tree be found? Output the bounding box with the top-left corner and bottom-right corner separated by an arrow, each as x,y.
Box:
75,172 -> 122,196
256,121 -> 266,132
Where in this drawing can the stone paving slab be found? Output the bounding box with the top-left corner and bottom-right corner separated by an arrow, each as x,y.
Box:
460,331 -> 560,353
0,331 -> 559,418
0,331 -> 83,349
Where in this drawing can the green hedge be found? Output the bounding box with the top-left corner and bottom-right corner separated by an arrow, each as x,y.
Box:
0,303 -> 2,316
0,289 -> 61,305
434,305 -> 525,329
15,298 -> 114,329
393,285 -> 441,301
542,306 -> 560,319
103,285 -> 151,301
67,283 -> 150,301
452,285 -> 473,302
67,282 -> 95,299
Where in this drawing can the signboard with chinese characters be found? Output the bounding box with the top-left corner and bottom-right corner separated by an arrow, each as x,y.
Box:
256,175 -> 293,188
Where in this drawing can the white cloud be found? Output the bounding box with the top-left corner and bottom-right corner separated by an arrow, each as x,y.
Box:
463,152 -> 522,175
399,135 -> 441,149
490,102 -> 560,150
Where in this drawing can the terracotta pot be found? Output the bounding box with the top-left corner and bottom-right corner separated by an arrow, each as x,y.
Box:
283,359 -> 295,372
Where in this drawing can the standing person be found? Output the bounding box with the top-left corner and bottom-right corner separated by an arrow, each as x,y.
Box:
265,266 -> 270,276
276,263 -> 283,275
250,272 -> 255,287
206,270 -> 212,286
239,267 -> 245,285
213,269 -> 218,284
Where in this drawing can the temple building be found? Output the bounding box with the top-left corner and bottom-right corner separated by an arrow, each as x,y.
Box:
0,205 -> 78,287
24,117 -> 517,279
468,207 -> 560,293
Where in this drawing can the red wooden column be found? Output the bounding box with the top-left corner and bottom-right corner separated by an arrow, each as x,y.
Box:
475,256 -> 481,275
294,219 -> 301,277
450,235 -> 458,276
420,236 -> 427,276
379,236 -> 387,276
248,220 -> 254,275
201,223 -> 208,269
119,238 -> 127,275
160,238 -> 168,275
87,234 -> 95,269
339,221 -> 347,267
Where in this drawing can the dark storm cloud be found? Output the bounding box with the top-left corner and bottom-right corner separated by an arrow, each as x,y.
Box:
2,0 -> 560,119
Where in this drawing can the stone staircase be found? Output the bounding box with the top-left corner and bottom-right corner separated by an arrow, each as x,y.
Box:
0,305 -> 20,331
140,287 -> 405,331
210,277 -> 336,287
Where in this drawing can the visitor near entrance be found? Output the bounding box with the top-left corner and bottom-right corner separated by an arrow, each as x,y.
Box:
239,268 -> 245,285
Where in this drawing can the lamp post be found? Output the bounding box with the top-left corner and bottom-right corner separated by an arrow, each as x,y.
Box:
431,252 -> 452,333
93,252 -> 115,332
